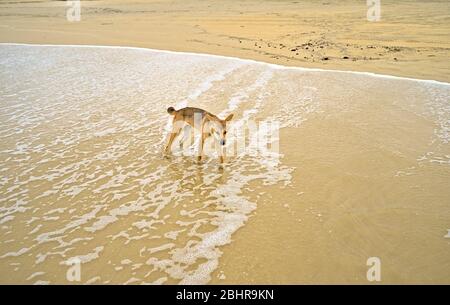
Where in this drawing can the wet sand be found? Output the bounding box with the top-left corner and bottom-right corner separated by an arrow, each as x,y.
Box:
0,0 -> 449,82
0,44 -> 449,284
211,78 -> 450,284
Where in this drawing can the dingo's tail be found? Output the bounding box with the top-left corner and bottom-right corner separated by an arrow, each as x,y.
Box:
167,107 -> 176,115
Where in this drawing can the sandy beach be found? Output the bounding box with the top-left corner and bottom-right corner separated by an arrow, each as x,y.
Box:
0,1 -> 449,285
0,0 -> 449,82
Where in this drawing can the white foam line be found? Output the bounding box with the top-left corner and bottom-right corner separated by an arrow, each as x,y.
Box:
1,42 -> 449,86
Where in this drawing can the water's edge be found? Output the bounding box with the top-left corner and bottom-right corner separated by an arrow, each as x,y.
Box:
2,42 -> 449,86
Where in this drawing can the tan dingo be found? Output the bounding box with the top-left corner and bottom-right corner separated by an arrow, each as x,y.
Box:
164,107 -> 234,163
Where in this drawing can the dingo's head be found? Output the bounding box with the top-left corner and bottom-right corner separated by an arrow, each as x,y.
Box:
208,113 -> 234,146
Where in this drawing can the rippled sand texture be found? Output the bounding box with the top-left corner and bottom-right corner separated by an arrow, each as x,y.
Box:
0,44 -> 449,284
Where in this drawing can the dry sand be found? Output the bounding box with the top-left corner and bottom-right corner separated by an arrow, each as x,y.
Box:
0,0 -> 449,82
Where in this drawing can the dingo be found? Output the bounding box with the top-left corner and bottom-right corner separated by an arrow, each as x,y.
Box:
164,107 -> 233,163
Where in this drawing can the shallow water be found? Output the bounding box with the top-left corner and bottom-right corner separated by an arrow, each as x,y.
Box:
0,44 -> 449,284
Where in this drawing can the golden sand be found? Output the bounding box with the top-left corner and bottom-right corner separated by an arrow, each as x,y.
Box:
0,0 -> 449,82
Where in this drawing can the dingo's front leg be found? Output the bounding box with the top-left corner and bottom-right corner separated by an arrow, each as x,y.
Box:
219,142 -> 226,164
197,131 -> 209,162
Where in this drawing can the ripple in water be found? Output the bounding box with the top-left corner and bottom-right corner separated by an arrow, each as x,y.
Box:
0,44 -> 296,284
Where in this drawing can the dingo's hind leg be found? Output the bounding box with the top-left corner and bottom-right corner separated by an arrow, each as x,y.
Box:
164,121 -> 183,154
178,125 -> 193,150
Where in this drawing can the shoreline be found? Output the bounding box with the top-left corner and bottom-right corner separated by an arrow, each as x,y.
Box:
3,42 -> 450,86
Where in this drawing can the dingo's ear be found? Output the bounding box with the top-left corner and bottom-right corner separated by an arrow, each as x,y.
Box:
224,113 -> 234,122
